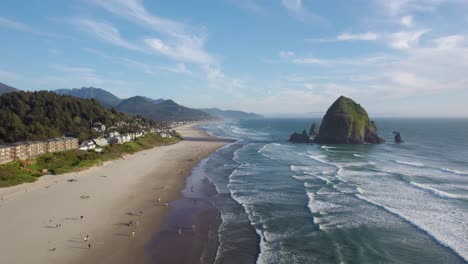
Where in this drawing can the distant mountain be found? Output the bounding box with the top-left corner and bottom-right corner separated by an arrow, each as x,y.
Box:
54,87 -> 122,108
0,82 -> 20,95
141,96 -> 165,104
200,108 -> 263,120
116,97 -> 212,122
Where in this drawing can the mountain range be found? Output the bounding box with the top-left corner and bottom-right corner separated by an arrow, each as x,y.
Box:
0,82 -> 19,95
200,108 -> 263,120
0,84 -> 262,122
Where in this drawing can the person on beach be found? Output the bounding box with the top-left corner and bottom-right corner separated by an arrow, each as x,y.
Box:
80,215 -> 84,220
165,202 -> 169,206
84,236 -> 88,242
88,243 -> 91,249
139,211 -> 143,215
131,231 -> 136,237
178,227 -> 182,235
157,197 -> 161,203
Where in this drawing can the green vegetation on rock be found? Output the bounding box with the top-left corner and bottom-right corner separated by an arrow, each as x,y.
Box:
314,96 -> 383,144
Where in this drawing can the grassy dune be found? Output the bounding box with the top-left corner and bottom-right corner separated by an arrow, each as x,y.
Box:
0,133 -> 181,187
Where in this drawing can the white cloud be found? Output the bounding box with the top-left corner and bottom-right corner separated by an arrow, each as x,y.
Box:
337,32 -> 380,41
400,15 -> 413,27
0,16 -> 65,38
72,18 -> 140,51
432,35 -> 465,49
292,57 -> 323,64
279,50 -> 295,58
281,0 -> 326,24
377,0 -> 447,16
0,16 -> 31,31
159,63 -> 192,75
144,36 -> 215,65
388,30 -> 429,49
92,0 -> 216,67
307,32 -> 380,42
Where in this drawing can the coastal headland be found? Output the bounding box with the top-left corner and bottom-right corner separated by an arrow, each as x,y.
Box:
0,123 -> 231,264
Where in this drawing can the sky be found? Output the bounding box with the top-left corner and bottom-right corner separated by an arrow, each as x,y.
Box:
1,0 -> 468,117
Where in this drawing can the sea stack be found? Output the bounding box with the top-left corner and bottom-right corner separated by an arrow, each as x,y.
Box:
314,96 -> 384,144
289,130 -> 313,143
309,122 -> 318,136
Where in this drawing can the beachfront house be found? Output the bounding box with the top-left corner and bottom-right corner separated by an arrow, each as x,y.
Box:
92,138 -> 109,147
79,141 -> 96,151
92,123 -> 106,133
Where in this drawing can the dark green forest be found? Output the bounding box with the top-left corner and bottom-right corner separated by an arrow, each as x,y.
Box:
0,91 -> 156,143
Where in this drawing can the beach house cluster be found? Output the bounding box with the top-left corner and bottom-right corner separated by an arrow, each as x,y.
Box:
0,137 -> 79,164
0,122 -> 177,165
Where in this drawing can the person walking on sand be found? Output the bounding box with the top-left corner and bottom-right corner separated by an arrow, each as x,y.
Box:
88,243 -> 91,249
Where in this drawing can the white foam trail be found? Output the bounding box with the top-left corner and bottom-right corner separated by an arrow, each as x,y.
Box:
409,182 -> 468,200
441,168 -> 468,176
353,154 -> 364,157
394,160 -> 425,167
321,145 -> 337,149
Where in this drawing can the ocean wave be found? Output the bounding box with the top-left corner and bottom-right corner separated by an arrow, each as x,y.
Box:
441,168 -> 468,176
353,154 -> 365,157
321,145 -> 337,149
394,160 -> 425,167
355,193 -> 468,262
409,182 -> 468,200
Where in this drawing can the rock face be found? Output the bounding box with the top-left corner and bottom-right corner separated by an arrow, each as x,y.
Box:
310,122 -> 318,136
314,96 -> 384,144
393,131 -> 403,143
289,130 -> 313,143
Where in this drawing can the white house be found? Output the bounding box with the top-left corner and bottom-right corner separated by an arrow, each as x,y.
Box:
79,141 -> 96,151
92,138 -> 109,147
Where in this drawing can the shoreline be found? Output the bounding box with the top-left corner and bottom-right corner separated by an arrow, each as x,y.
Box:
0,123 -> 232,264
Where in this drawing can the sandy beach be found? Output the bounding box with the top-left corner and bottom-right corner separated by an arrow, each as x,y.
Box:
0,123 -> 230,264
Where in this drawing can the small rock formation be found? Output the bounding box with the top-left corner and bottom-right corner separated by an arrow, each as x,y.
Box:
289,130 -> 313,143
309,122 -> 318,136
314,96 -> 384,144
393,131 -> 403,143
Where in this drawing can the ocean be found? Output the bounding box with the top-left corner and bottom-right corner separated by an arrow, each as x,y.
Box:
198,118 -> 468,264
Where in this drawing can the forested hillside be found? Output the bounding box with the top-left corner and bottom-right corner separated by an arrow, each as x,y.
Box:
0,91 -> 155,143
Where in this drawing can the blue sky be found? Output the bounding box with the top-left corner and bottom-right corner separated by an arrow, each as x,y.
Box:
1,0 -> 468,117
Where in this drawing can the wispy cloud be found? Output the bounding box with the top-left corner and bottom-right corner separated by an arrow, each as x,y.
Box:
91,0 -> 216,67
337,32 -> 380,41
376,0 -> 452,16
144,36 -> 215,65
388,29 -> 429,49
72,18 -> 141,51
400,15 -> 413,27
307,32 -> 380,42
227,0 -> 268,15
0,16 -> 31,31
0,16 -> 65,38
281,0 -> 327,24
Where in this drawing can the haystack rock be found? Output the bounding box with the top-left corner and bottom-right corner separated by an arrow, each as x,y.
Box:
314,96 -> 384,144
